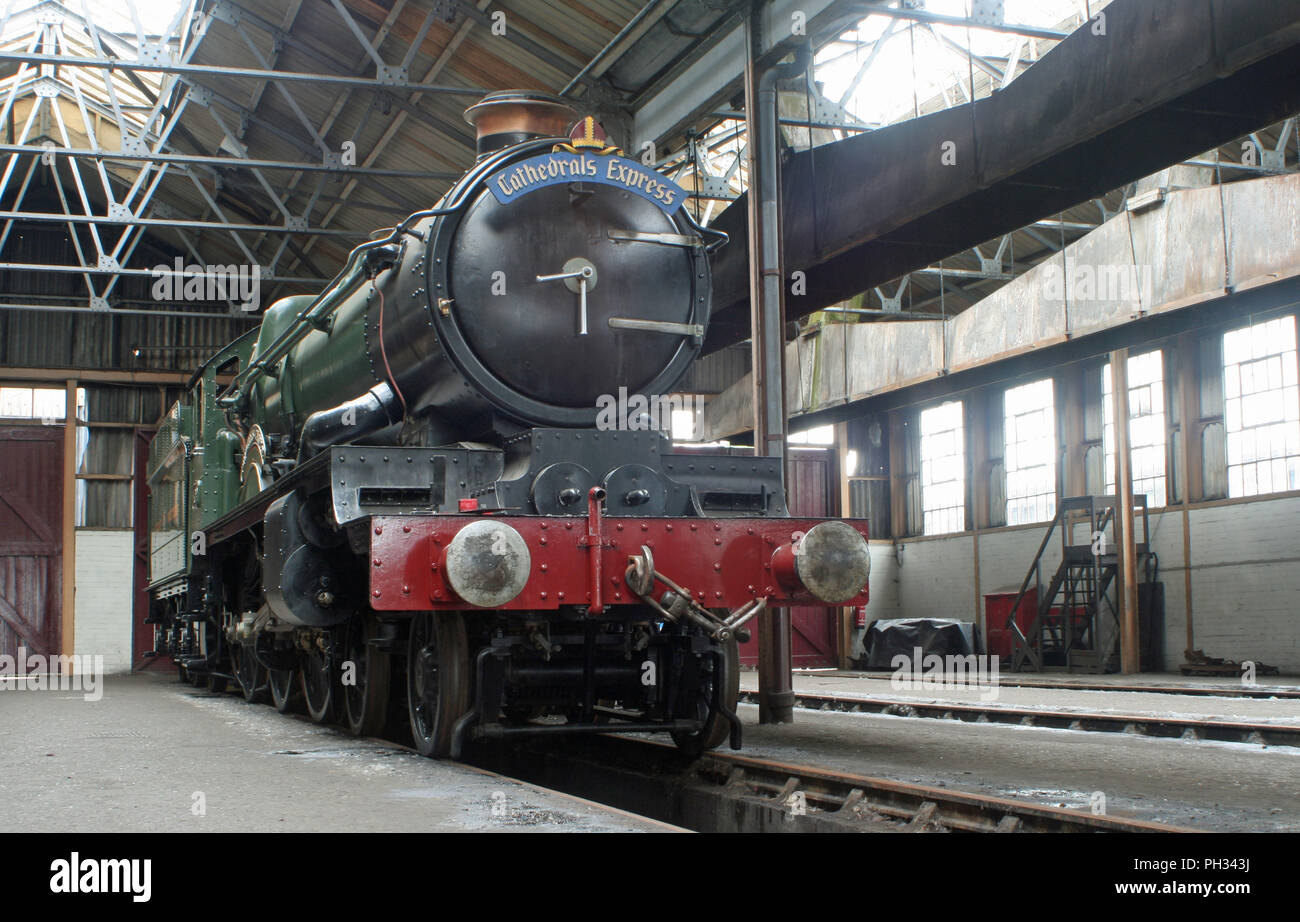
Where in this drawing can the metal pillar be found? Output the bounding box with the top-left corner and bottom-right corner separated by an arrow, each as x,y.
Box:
1109,348 -> 1141,673
744,10 -> 807,724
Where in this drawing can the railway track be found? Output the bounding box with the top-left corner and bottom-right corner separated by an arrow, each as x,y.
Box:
812,671 -> 1300,700
196,675 -> 1189,832
739,689 -> 1300,748
467,735 -> 1188,833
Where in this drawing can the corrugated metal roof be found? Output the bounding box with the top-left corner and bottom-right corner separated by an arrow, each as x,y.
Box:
0,0 -> 742,348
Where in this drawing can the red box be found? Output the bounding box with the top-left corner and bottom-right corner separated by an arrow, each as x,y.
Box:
984,587 -> 1037,660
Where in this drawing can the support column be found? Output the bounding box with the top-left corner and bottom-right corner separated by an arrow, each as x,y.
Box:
61,378 -> 77,672
967,392 -> 989,635
1175,333 -> 1201,658
836,421 -> 854,669
1109,350 -> 1141,673
744,11 -> 793,724
1061,363 -> 1087,497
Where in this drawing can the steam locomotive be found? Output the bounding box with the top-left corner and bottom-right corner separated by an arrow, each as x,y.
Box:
146,91 -> 870,758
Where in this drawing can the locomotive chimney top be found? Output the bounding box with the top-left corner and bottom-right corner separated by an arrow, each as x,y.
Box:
464,90 -> 579,156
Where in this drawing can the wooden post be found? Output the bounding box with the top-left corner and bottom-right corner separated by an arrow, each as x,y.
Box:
888,410 -> 907,539
61,378 -> 77,671
966,392 -> 989,636
1109,350 -> 1141,673
1175,333 -> 1201,657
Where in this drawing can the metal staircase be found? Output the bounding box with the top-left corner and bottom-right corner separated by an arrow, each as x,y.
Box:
1005,495 -> 1150,673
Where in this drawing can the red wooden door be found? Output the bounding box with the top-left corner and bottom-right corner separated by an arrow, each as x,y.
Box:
0,427 -> 63,660
738,450 -> 839,668
133,428 -> 157,669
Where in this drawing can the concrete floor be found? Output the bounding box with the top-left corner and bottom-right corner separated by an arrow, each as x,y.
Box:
7,667 -> 1293,833
746,670 -> 1300,722
737,671 -> 1300,831
0,672 -> 675,833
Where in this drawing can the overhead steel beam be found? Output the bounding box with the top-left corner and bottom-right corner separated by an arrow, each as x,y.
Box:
0,302 -> 265,321
702,0 -> 1300,352
0,208 -> 366,239
631,0 -> 844,149
0,51 -> 487,95
0,143 -> 459,179
0,261 -> 329,285
561,0 -> 679,95
849,4 -> 1070,40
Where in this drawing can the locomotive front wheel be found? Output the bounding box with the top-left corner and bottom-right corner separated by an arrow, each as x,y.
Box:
406,612 -> 469,759
670,636 -> 739,757
269,666 -> 301,714
232,642 -> 266,703
300,645 -> 337,724
342,615 -> 391,737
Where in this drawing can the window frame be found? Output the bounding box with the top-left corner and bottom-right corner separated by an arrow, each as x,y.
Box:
1003,377 -> 1058,526
918,399 -> 966,536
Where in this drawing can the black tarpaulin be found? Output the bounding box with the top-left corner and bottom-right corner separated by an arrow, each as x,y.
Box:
860,618 -> 977,670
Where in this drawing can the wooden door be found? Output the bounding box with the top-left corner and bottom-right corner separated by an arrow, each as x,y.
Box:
0,427 -> 64,659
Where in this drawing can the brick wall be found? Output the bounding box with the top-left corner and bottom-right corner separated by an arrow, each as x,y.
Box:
853,495 -> 1300,674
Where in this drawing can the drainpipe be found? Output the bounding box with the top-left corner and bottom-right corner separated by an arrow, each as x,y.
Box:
746,15 -> 811,724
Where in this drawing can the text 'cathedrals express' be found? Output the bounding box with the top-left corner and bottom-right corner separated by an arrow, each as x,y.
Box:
487,152 -> 683,212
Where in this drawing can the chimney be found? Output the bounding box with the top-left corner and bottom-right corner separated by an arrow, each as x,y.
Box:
464,90 -> 579,156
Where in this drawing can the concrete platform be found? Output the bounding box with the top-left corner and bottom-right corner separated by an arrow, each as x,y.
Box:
735,671 -> 1300,831
742,670 -> 1300,723
0,672 -> 675,833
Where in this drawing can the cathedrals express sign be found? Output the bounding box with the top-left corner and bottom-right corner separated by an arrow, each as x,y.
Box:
487,152 -> 684,213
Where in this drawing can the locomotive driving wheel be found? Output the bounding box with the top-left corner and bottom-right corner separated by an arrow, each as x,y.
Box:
341,614 -> 391,737
406,612 -> 469,758
300,639 -> 338,724
670,633 -> 739,757
269,666 -> 301,713
238,426 -> 271,502
231,641 -> 266,703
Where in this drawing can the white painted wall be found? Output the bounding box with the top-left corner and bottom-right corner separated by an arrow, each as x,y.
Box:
853,495 -> 1300,674
1182,496 -> 1300,674
73,529 -> 135,674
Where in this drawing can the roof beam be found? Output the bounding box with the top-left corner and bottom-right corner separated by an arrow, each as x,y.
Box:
631,0 -> 842,149
0,143 -> 458,179
701,0 -> 1300,352
0,50 -> 487,95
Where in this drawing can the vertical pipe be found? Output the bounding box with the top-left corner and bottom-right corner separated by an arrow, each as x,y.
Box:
1062,364 -> 1087,496
61,378 -> 77,673
745,12 -> 808,725
1110,349 -> 1141,673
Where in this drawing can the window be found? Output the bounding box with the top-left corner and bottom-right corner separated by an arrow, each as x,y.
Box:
670,406 -> 696,442
919,401 -> 965,535
1004,379 -> 1057,524
789,424 -> 835,446
0,386 -> 67,419
1223,316 -> 1300,497
1103,350 -> 1167,507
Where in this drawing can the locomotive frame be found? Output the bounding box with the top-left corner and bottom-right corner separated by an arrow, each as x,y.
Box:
145,92 -> 870,759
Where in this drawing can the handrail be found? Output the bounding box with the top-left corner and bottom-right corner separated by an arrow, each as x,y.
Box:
1005,494 -> 1150,671
1004,503 -> 1066,670
217,205 -> 456,411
